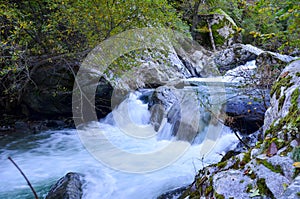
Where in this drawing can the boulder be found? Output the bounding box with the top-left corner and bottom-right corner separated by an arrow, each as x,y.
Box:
46,172 -> 84,199
192,9 -> 240,50
223,89 -> 270,135
148,85 -> 217,143
263,60 -> 300,137
279,176 -> 300,199
21,60 -> 113,120
180,60 -> 300,199
214,44 -> 298,74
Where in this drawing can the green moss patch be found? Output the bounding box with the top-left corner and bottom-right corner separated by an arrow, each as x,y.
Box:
278,94 -> 286,112
215,192 -> 225,199
257,178 -> 275,199
216,160 -> 228,169
270,75 -> 293,99
256,159 -> 283,174
265,87 -> 300,139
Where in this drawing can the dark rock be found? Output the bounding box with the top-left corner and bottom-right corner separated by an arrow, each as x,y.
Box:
14,121 -> 30,133
21,60 -> 113,121
148,85 -> 213,143
148,86 -> 179,131
157,187 -> 187,199
224,89 -> 270,135
46,172 -> 84,199
21,62 -> 76,119
229,129 -> 261,156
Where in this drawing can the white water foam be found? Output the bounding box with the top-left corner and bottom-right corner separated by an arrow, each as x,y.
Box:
0,91 -> 239,199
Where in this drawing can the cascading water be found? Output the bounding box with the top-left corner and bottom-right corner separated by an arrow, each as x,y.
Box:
0,87 -> 240,199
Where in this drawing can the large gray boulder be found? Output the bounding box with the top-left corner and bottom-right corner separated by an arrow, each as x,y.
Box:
263,60 -> 300,136
46,172 -> 84,199
214,44 -> 298,74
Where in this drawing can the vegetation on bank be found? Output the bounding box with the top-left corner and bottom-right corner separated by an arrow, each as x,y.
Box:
0,0 -> 299,119
170,0 -> 299,54
1,0 -> 299,73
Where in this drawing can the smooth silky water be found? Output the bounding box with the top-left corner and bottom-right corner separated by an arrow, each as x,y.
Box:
0,86 -> 240,199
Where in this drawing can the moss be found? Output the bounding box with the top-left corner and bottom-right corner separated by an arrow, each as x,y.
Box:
296,72 -> 300,77
292,146 -> 300,162
232,158 -> 241,169
246,184 -> 253,193
240,179 -> 245,183
205,185 -> 213,196
279,144 -> 293,156
215,192 -> 225,199
297,192 -> 300,196
278,94 -> 286,112
242,151 -> 251,164
217,160 -> 228,169
221,150 -> 237,162
270,75 -> 293,99
249,171 -> 257,180
265,87 -> 300,139
293,168 -> 300,179
256,159 -> 283,174
257,178 -> 275,199
211,20 -> 226,45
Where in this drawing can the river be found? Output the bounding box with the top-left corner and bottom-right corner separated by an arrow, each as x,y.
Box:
0,61 -> 259,198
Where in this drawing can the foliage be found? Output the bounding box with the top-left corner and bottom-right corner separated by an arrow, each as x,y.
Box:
0,0 -> 184,74
0,0 -> 186,111
170,0 -> 299,54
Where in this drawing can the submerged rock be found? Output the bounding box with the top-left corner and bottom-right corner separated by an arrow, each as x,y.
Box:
46,172 -> 84,199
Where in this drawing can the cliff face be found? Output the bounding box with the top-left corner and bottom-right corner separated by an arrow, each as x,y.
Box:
180,60 -> 300,199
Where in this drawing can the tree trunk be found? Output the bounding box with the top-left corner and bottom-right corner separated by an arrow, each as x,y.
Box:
191,0 -> 201,40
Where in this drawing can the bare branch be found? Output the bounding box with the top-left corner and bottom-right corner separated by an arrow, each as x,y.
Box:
8,157 -> 39,199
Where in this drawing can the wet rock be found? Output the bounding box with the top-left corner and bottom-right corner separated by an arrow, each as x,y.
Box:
224,88 -> 270,135
157,187 -> 187,199
148,86 -> 179,131
14,121 -> 30,133
46,172 -> 84,199
148,85 -> 212,142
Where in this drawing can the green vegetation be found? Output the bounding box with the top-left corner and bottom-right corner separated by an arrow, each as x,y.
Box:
215,192 -> 225,199
216,160 -> 227,169
268,88 -> 299,135
0,0 -> 184,75
257,178 -> 275,199
256,159 -> 283,174
270,75 -> 293,99
171,0 -> 300,54
292,146 -> 300,162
